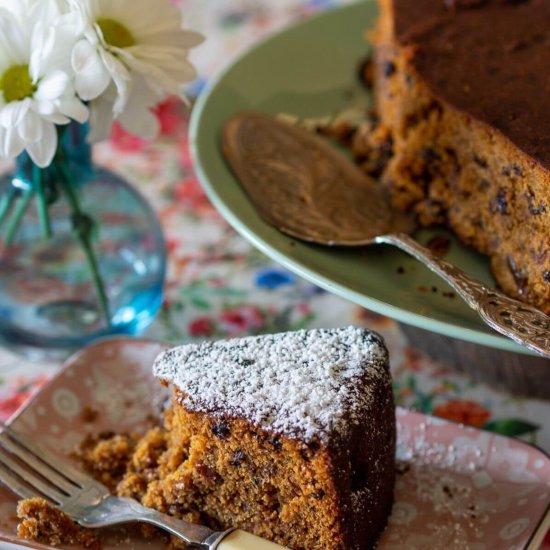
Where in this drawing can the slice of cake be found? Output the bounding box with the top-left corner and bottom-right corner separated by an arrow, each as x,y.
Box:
147,327 -> 395,550
362,0 -> 550,313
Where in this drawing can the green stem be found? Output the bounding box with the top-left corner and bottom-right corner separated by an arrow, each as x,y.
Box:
55,162 -> 111,327
4,189 -> 33,247
33,164 -> 52,239
0,187 -> 15,230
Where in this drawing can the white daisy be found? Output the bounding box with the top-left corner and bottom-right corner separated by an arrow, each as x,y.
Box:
0,1 -> 88,167
69,0 -> 203,141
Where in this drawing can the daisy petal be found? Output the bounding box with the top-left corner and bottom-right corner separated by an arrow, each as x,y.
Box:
72,39 -> 111,100
98,48 -> 130,80
117,82 -> 161,140
119,106 -> 159,140
2,126 -> 25,159
0,9 -> 28,64
33,101 -> 70,124
25,120 -> 57,167
19,110 -> 43,143
138,30 -> 204,49
34,70 -> 70,101
0,99 -> 31,129
98,49 -> 130,113
44,113 -> 71,125
58,95 -> 89,124
33,100 -> 56,117
29,23 -> 55,81
88,98 -> 114,143
124,55 -> 180,95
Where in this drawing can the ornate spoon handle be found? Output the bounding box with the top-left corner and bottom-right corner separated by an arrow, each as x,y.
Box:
377,233 -> 550,358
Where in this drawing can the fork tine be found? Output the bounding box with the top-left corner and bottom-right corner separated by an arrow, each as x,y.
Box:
3,427 -> 105,490
0,432 -> 79,495
0,462 -> 39,501
0,444 -> 67,504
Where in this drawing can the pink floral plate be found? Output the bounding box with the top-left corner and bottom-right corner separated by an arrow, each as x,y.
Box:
0,338 -> 549,549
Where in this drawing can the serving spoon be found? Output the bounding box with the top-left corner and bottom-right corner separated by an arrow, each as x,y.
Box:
222,111 -> 550,359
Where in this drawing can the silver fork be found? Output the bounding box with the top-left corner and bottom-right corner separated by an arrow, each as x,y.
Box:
0,423 -> 235,549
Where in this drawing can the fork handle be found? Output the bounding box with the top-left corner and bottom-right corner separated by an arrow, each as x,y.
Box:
218,529 -> 288,549
83,496 -> 231,548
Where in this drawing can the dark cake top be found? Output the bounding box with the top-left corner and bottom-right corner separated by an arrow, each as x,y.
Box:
153,327 -> 389,444
391,0 -> 550,170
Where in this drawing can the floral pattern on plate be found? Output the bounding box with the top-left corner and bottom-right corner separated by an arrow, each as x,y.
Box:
0,339 -> 548,550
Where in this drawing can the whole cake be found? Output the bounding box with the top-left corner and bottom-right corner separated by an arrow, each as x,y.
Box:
362,0 -> 550,313
147,327 -> 396,550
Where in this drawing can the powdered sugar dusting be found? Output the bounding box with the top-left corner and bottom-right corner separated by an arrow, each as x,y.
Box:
153,327 -> 389,443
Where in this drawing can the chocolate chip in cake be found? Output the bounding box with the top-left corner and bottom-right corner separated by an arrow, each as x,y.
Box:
211,422 -> 231,440
229,449 -> 246,467
240,358 -> 255,366
502,164 -> 524,177
267,437 -> 282,452
312,490 -> 326,500
491,189 -> 509,215
444,147 -> 458,163
421,146 -> 441,164
473,155 -> 488,168
195,463 -> 221,484
477,178 -> 491,191
507,256 -> 528,294
526,191 -> 547,215
543,271 -> 550,284
253,476 -> 262,487
383,61 -> 396,78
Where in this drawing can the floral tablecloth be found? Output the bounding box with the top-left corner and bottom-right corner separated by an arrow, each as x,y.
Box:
0,0 -> 549,547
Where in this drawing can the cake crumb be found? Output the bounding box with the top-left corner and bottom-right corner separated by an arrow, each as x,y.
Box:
17,497 -> 100,549
82,406 -> 99,423
77,432 -> 139,492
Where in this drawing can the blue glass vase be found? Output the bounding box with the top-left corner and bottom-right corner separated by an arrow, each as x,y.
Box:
0,123 -> 167,360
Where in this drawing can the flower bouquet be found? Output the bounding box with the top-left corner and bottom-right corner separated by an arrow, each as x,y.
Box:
0,0 -> 202,357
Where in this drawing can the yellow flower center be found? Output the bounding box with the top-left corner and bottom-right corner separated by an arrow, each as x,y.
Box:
0,65 -> 36,103
97,18 -> 136,48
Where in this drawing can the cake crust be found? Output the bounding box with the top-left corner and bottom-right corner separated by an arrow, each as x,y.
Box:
391,0 -> 550,171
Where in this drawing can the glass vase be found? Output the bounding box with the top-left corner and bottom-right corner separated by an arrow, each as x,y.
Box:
0,123 -> 167,360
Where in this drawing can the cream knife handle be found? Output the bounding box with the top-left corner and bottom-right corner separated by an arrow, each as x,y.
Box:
216,529 -> 288,549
